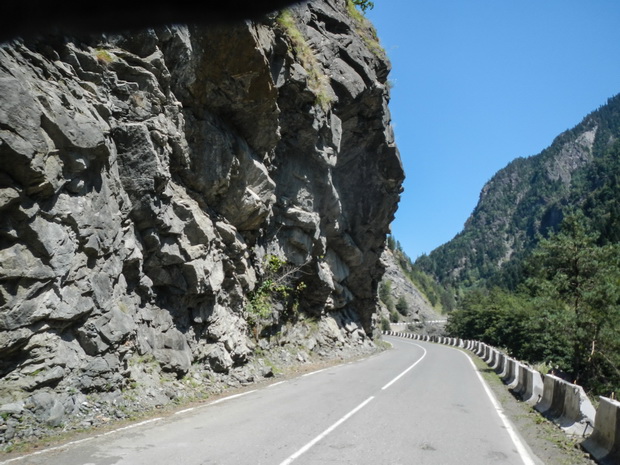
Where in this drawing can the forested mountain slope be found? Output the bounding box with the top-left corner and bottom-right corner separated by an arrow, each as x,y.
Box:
416,94 -> 620,291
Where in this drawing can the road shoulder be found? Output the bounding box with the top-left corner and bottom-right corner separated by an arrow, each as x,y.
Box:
467,351 -> 596,465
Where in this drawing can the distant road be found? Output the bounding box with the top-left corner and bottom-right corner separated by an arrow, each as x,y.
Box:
4,337 -> 540,465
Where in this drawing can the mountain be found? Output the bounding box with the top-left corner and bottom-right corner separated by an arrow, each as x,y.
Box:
0,0 -> 403,440
377,246 -> 445,335
416,94 -> 620,291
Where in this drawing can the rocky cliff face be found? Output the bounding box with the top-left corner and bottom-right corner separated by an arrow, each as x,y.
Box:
379,249 -> 443,334
0,0 -> 403,439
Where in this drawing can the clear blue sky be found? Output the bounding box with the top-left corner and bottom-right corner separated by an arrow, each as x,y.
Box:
366,0 -> 620,260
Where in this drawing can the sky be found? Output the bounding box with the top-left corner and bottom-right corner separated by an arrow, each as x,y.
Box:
365,0 -> 620,260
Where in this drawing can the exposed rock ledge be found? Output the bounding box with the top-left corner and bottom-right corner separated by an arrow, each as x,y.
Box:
0,0 -> 403,442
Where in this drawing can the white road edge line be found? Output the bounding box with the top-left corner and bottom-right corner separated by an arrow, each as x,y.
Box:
302,368 -> 328,377
278,396 -> 375,465
461,351 -> 538,465
267,381 -> 286,388
381,343 -> 427,390
0,418 -> 163,465
209,390 -> 257,406
174,407 -> 196,415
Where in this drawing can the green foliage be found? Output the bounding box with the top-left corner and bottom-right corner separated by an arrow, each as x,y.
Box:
351,0 -> 375,12
446,289 -> 572,369
276,10 -> 333,110
395,295 -> 409,316
246,254 -> 306,332
380,317 -> 391,332
345,1 -> 385,59
386,236 -> 453,313
525,212 -> 620,392
447,212 -> 620,395
378,279 -> 395,312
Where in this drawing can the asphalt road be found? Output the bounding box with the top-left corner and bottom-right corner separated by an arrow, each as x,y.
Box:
4,337 -> 542,465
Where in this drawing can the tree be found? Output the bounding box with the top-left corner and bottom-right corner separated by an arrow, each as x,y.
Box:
526,212 -> 620,388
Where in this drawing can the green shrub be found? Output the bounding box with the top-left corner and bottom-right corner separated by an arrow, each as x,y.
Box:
246,254 -> 307,332
395,295 -> 409,316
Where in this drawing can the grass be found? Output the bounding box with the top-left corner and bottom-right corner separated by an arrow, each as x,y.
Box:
345,0 -> 386,59
276,10 -> 334,111
94,48 -> 115,65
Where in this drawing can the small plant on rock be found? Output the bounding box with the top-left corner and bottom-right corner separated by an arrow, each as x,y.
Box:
276,10 -> 334,110
94,47 -> 115,66
246,254 -> 308,337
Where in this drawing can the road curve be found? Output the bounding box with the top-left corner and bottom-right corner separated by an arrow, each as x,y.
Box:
2,337 -> 542,465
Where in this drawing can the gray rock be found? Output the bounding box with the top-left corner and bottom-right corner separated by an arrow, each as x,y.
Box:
28,391 -> 65,427
0,0 -> 403,437
0,402 -> 24,415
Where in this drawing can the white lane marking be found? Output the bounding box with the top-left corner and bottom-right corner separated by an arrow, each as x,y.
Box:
460,351 -> 538,465
302,368 -> 328,377
209,390 -> 256,406
174,407 -> 196,415
101,418 -> 163,436
0,418 -> 163,464
267,381 -> 286,388
381,343 -> 427,390
278,396 -> 375,465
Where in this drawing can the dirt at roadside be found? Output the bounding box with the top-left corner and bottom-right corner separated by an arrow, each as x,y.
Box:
470,355 -> 597,465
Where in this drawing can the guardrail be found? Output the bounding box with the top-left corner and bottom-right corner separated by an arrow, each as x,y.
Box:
383,331 -> 620,464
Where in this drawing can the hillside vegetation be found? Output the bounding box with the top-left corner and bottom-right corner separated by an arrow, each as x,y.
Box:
387,236 -> 455,314
419,95 -> 620,395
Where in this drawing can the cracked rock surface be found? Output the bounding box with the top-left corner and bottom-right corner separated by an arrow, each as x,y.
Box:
0,0 -> 403,442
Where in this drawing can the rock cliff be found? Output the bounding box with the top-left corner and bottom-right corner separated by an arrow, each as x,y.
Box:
0,0 -> 403,440
379,249 -> 443,333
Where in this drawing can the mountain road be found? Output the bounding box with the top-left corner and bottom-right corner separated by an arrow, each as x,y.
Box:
2,337 -> 541,465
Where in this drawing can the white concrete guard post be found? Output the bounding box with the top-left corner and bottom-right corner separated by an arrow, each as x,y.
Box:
535,374 -> 558,415
582,396 -> 620,465
486,348 -> 495,367
501,357 -> 513,380
521,368 -> 544,406
490,350 -> 501,371
537,375 -> 596,437
485,348 -> 494,365
558,380 -> 596,437
475,342 -> 483,356
482,345 -> 491,362
513,364 -> 528,396
502,358 -> 516,385
494,353 -> 506,376
507,362 -> 522,390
